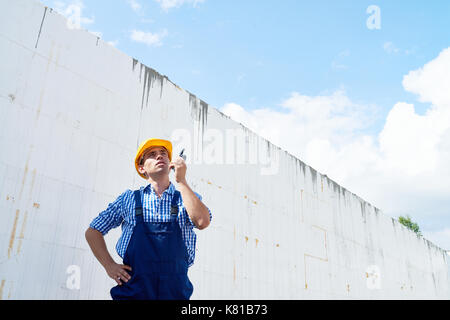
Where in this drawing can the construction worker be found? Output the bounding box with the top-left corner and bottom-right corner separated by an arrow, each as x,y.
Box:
85,138 -> 212,300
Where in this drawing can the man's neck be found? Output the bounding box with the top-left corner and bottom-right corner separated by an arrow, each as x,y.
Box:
147,177 -> 170,197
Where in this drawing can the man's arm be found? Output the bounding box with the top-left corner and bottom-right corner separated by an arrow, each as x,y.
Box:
176,181 -> 211,230
85,227 -> 131,285
170,156 -> 211,230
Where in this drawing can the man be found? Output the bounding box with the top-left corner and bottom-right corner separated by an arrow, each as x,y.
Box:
85,138 -> 212,300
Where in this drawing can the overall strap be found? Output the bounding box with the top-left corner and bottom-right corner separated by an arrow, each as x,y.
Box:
134,189 -> 143,216
170,191 -> 181,216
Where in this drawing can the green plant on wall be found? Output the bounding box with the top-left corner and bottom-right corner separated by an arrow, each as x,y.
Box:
398,215 -> 422,236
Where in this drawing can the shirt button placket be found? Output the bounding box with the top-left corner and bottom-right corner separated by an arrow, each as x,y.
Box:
156,194 -> 163,216
158,192 -> 166,215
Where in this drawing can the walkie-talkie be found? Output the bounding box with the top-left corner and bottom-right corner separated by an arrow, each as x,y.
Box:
171,148 -> 186,171
179,148 -> 186,161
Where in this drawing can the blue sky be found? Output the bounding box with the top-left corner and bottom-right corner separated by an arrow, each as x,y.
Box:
40,0 -> 450,115
38,0 -> 450,250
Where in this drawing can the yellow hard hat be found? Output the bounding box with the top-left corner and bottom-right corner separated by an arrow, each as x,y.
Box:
135,138 -> 172,179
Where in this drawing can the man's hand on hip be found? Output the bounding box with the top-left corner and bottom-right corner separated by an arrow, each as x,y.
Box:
105,262 -> 132,286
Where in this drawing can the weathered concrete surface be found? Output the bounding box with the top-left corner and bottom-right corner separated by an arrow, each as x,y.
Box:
0,0 -> 449,299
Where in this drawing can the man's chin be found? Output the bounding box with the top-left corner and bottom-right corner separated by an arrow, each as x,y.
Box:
149,168 -> 169,177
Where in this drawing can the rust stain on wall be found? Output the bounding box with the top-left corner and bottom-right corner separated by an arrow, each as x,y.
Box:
18,145 -> 34,203
0,279 -> 5,300
36,87 -> 46,120
30,169 -> 37,195
16,211 -> 28,255
303,225 -> 329,291
8,210 -> 20,258
7,282 -> 13,299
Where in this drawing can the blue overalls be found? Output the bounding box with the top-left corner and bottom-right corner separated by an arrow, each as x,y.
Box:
110,189 -> 194,300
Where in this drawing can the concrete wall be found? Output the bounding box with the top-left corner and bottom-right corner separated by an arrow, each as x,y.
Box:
0,0 -> 449,299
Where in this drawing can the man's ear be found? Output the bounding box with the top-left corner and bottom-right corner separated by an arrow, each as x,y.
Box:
138,165 -> 147,176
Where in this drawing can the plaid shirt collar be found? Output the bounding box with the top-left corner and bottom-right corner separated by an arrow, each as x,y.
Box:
144,181 -> 175,197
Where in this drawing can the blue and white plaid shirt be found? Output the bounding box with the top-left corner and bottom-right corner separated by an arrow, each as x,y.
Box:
89,182 -> 212,267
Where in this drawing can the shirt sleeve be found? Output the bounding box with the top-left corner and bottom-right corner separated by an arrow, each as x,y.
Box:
181,192 -> 212,229
89,191 -> 127,235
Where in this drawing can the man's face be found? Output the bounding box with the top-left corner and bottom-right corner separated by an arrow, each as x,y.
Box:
138,146 -> 170,178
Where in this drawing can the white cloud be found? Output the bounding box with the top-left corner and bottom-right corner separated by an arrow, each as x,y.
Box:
107,40 -> 119,47
130,29 -> 168,47
220,47 -> 450,250
403,47 -> 450,107
155,0 -> 205,11
127,0 -> 142,12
